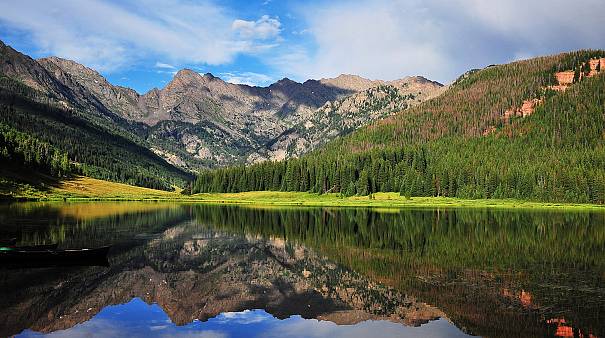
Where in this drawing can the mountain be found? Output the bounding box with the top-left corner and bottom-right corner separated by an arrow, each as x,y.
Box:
0,41 -> 192,190
193,50 -> 605,204
36,56 -> 443,169
0,40 -> 443,180
0,39 -> 445,189
251,77 -> 444,162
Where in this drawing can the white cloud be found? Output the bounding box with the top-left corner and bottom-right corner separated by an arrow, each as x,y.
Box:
216,309 -> 271,324
220,71 -> 274,86
272,0 -> 605,83
160,331 -> 228,338
232,15 -> 282,40
0,0 -> 282,72
155,62 -> 176,70
260,316 -> 469,338
292,29 -> 311,35
1,0 -> 602,84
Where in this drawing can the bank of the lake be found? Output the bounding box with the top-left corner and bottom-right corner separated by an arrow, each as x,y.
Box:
187,191 -> 605,211
2,176 -> 604,211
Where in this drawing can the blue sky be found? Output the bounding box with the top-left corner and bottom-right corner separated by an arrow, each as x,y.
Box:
1,0 -> 604,93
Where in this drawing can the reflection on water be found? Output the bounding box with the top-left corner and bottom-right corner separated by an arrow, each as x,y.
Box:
0,202 -> 604,337
18,298 -> 468,338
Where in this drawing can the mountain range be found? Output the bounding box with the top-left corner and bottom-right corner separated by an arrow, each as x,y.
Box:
0,39 -> 443,174
4,38 -> 604,204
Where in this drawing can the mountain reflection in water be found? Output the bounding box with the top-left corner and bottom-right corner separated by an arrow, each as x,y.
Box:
17,298 -> 467,338
0,202 -> 603,338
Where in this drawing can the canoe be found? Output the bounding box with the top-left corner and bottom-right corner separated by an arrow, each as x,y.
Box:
0,246 -> 111,268
0,243 -> 59,251
0,238 -> 17,246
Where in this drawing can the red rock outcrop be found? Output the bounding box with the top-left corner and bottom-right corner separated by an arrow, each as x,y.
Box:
550,71 -> 575,91
550,58 -> 605,91
520,98 -> 542,117
556,71 -> 575,85
502,98 -> 543,122
588,58 -> 605,77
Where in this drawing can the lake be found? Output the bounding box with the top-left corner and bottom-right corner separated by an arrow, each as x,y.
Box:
0,202 -> 603,337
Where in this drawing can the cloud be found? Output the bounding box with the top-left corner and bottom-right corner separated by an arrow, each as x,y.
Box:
160,331 -> 228,338
1,0 -> 602,85
216,309 -> 271,324
232,15 -> 282,40
292,29 -> 311,35
155,62 -> 176,70
0,0 -> 282,72
260,316 -> 469,338
220,71 -> 274,86
273,0 -> 605,83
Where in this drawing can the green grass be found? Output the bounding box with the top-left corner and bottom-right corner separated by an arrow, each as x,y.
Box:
187,191 -> 605,211
0,175 -> 174,201
2,175 -> 604,210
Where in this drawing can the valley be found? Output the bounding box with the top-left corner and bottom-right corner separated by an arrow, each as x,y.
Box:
1,40 -> 605,206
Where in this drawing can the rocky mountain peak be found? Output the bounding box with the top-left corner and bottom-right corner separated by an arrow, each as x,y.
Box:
167,70 -> 230,92
38,56 -> 102,80
173,68 -> 201,81
202,72 -> 217,80
0,40 -> 63,94
319,74 -> 377,92
406,75 -> 443,86
333,74 -> 368,82
163,69 -> 207,93
272,77 -> 298,86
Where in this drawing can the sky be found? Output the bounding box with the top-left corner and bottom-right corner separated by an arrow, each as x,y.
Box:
0,0 -> 603,93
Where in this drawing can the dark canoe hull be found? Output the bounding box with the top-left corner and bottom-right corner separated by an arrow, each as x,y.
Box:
5,244 -> 59,251
0,246 -> 110,268
0,238 -> 17,246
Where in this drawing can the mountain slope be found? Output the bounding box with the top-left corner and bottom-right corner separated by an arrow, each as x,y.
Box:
0,45 -> 193,190
193,50 -> 605,204
251,78 -> 444,162
32,49 -> 442,169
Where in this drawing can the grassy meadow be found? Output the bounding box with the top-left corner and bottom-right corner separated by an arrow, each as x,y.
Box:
1,174 -> 604,211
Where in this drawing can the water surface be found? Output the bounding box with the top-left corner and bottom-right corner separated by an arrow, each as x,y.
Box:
1,202 -> 603,337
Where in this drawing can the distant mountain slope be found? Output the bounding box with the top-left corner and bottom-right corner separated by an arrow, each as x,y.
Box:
251,78 -> 444,162
193,50 -> 605,204
30,46 -> 442,169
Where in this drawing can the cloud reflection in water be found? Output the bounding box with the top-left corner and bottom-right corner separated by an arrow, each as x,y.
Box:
18,298 -> 471,338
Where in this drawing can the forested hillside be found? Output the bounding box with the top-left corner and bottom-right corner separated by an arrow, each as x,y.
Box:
193,51 -> 605,204
0,76 -> 192,190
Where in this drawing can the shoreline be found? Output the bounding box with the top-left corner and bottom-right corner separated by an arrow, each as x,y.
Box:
2,176 -> 603,211
4,191 -> 605,211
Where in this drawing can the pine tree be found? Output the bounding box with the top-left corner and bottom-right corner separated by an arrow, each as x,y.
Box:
357,170 -> 369,196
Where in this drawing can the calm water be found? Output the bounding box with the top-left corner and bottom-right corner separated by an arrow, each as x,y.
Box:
0,203 -> 603,338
